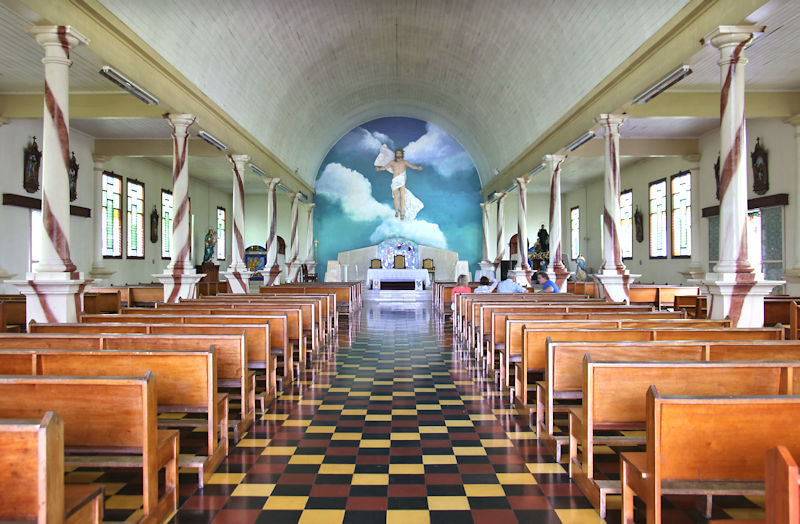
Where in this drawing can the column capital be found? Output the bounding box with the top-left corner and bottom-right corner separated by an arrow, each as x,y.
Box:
701,25 -> 765,50
544,153 -> 566,169
596,114 -> 625,130
263,177 -> 280,189
26,25 -> 89,51
229,154 -> 250,164
92,155 -> 109,166
163,113 -> 196,135
492,191 -> 506,202
479,202 -> 487,209
786,114 -> 800,128
306,202 -> 316,210
514,175 -> 529,189
683,153 -> 702,166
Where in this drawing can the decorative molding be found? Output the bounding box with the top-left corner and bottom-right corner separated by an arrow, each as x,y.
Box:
701,193 -> 788,218
2,193 -> 91,218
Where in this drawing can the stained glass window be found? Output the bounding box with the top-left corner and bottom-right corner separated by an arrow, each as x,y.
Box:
570,207 -> 580,260
126,180 -> 144,258
619,190 -> 633,259
649,179 -> 667,258
101,172 -> 122,258
161,190 -> 173,259
216,207 -> 226,260
671,172 -> 691,257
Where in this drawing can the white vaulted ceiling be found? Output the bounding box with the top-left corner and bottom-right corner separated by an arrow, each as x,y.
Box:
94,0 -> 691,186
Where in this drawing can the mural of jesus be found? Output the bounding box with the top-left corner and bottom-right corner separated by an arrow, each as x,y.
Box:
375,145 -> 424,220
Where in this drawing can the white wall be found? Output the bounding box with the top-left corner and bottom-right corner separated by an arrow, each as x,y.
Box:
0,119 -> 233,292
244,191 -> 312,260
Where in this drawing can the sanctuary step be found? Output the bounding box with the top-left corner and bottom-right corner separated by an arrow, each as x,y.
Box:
364,289 -> 432,303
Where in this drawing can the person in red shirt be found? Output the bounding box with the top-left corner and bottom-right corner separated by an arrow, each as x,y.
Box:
450,274 -> 472,312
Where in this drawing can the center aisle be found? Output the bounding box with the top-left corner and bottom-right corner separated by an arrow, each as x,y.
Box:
174,300 -> 600,524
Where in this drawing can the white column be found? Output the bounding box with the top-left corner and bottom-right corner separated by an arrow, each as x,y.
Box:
222,154 -> 252,293
0,119 -> 15,283
88,155 -> 114,285
304,203 -> 317,275
478,202 -> 495,276
701,25 -> 782,327
154,114 -> 204,302
12,26 -> 89,323
286,192 -> 302,282
507,177 -> 531,286
493,192 -> 508,278
545,154 -> 572,290
680,155 -> 705,281
261,178 -> 282,285
592,114 -> 639,302
782,115 -> 800,282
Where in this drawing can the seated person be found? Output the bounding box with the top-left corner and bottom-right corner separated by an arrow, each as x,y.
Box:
474,275 -> 498,293
497,276 -> 527,293
451,274 -> 472,301
535,270 -> 559,293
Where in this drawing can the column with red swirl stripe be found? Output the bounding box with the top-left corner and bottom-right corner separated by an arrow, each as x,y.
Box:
545,154 -> 572,290
286,192 -> 303,282
155,114 -> 204,302
478,202 -> 495,276
513,176 -> 532,285
222,154 -> 252,293
12,26 -> 89,324
304,203 -> 317,277
701,26 -> 782,326
593,114 -> 638,302
261,178 -> 282,285
493,192 -> 507,272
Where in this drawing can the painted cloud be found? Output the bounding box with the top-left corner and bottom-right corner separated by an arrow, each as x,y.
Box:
403,123 -> 474,178
315,162 -> 394,222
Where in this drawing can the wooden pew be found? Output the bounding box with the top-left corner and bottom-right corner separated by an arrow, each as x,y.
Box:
83,290 -> 121,314
765,446 -> 800,524
6,330 -> 257,439
571,359 -> 799,518
0,411 -> 103,524
0,298 -> 26,332
0,348 -> 228,487
620,388 -> 800,524
627,285 -> 698,309
261,283 -> 360,313
514,325 -> 783,408
0,373 -> 178,523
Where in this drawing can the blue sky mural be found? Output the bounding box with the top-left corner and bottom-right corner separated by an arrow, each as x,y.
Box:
314,117 -> 482,270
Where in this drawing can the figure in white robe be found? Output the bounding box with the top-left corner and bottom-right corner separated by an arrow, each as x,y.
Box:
375,145 -> 424,220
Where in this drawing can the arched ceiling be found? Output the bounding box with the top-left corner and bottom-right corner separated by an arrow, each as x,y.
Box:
94,0 -> 691,186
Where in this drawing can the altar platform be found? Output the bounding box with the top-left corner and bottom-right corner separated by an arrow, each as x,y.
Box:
366,268 -> 431,290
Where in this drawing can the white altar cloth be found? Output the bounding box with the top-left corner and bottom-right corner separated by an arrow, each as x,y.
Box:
366,268 -> 431,289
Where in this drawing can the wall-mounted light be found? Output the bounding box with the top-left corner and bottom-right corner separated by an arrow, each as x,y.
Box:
99,65 -> 159,105
249,163 -> 266,177
197,130 -> 229,151
633,65 -> 692,105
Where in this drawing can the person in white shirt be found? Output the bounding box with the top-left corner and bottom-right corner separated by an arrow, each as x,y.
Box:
474,275 -> 498,293
497,276 -> 527,293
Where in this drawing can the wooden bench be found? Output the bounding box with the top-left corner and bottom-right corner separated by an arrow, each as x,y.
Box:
765,446 -> 800,524
83,290 -> 121,314
0,298 -> 26,332
261,283 -> 361,313
7,330 -> 257,439
621,388 -> 800,524
570,360 -> 799,518
0,348 -> 227,487
0,373 -> 178,523
0,411 -> 103,524
628,285 -> 698,309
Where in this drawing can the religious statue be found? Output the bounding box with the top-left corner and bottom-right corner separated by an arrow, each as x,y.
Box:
575,255 -> 587,281
150,205 -> 159,243
23,137 -> 41,194
713,154 -> 721,201
751,137 -> 769,195
202,228 -> 216,264
634,206 -> 644,243
537,224 -> 549,253
374,144 -> 424,220
68,152 -> 79,202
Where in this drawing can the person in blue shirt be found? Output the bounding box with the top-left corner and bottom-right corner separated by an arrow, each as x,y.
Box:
497,276 -> 527,293
535,271 -> 560,293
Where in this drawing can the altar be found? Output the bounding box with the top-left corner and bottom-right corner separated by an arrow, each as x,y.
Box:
366,268 -> 431,290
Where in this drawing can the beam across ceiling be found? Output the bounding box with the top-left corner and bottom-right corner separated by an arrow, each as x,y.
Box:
94,138 -> 226,158
567,138 -> 699,158
481,0 -> 768,198
625,91 -> 800,119
0,92 -> 164,119
16,0 -> 313,195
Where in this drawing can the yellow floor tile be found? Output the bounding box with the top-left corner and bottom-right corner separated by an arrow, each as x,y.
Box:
104,495 -> 143,510
318,404 -> 344,411
331,432 -> 362,440
419,426 -> 448,434
360,439 -> 391,448
282,419 -> 312,427
98,483 -> 125,496
439,399 -> 464,405
390,432 -> 421,440
263,496 -> 309,510
724,508 -> 766,519
318,464 -> 356,475
298,509 -> 345,524
261,413 -> 290,421
427,496 -> 470,510
389,464 -> 426,474
391,409 -> 418,416
480,439 -> 513,447
422,455 -> 457,465
496,473 -> 537,485
452,446 -> 487,456
261,446 -> 297,455
207,473 -> 247,484
506,431 -> 537,439
386,510 -> 430,524
305,426 -> 336,433
464,484 -> 506,497
299,399 -> 323,406
351,473 -> 390,485
124,509 -> 144,522
555,509 -> 605,524
237,438 -> 271,447
232,483 -> 275,497
445,420 -> 473,427
65,471 -> 103,483
289,455 -> 325,465
365,414 -> 393,421
369,396 -> 393,402
416,404 -> 442,410
526,463 -> 566,474
469,414 -> 497,421
393,391 -> 415,397
341,409 -> 368,415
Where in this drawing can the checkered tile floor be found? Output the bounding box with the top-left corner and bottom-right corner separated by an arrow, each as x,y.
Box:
65,300 -> 765,523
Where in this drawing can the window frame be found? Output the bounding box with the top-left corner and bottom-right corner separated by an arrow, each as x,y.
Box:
216,206 -> 226,261
161,189 -> 173,260
670,170 -> 692,259
101,171 -> 123,260
619,188 -> 633,260
648,178 -> 668,260
126,178 -> 145,259
570,206 -> 580,260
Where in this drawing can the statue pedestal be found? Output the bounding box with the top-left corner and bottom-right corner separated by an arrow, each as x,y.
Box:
11,271 -> 88,324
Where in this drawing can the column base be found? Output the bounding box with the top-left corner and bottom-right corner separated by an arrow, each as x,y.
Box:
475,261 -> 496,281
679,264 -> 707,282
89,264 -> 115,287
591,270 -> 640,303
286,261 -> 303,283
304,261 -> 318,276
702,272 -> 784,327
546,267 -> 573,292
0,268 -> 17,282
260,265 -> 283,286
222,269 -> 253,294
10,272 -> 89,324
154,270 -> 205,303
507,269 -> 532,287
781,267 -> 800,284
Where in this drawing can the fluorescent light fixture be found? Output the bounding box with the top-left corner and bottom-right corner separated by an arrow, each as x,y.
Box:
633,65 -> 692,105
530,163 -> 546,176
98,65 -> 159,105
276,184 -> 291,194
197,130 -> 229,151
565,131 -> 595,152
249,163 -> 266,177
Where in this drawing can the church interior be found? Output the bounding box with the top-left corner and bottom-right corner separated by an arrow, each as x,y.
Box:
1,0 -> 800,523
